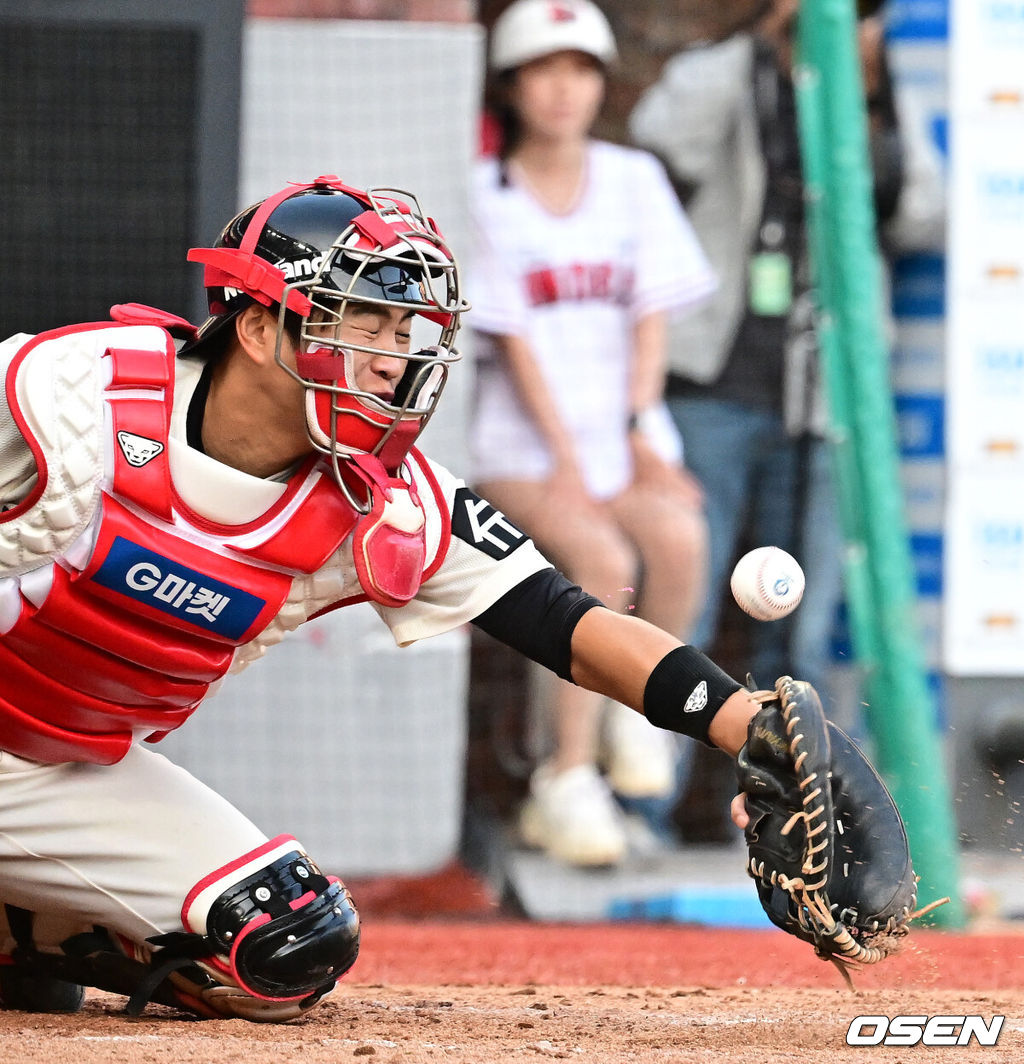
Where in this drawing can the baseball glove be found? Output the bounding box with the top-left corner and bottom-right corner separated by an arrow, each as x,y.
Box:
736,676 -> 931,981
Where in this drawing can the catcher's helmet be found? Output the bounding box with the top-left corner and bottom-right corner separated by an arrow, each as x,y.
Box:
185,176 -> 467,495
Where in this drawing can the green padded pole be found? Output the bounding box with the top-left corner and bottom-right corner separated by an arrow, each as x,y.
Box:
794,0 -> 963,924
794,60 -> 881,675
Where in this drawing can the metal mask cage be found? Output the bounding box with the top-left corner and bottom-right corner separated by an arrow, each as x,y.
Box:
271,186 -> 468,506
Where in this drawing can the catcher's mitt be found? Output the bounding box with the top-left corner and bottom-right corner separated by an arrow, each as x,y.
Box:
736,676 -> 931,980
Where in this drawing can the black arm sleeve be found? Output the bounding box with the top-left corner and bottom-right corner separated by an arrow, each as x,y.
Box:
471,567 -> 604,682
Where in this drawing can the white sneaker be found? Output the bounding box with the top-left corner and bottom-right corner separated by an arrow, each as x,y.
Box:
601,700 -> 678,799
519,763 -> 627,867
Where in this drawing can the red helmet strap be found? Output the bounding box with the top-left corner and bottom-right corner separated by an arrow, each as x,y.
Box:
351,210 -> 403,250
186,176 -> 381,318
240,176 -> 374,253
239,182 -> 317,255
295,348 -> 346,382
185,247 -> 313,316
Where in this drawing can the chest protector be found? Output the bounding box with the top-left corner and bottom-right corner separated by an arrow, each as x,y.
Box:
0,321 -> 443,766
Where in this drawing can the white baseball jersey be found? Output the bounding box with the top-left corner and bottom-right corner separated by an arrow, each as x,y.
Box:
0,327 -> 549,666
0,322 -> 549,977
468,139 -> 717,499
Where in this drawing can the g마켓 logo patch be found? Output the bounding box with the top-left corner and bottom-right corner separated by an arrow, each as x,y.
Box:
90,536 -> 265,640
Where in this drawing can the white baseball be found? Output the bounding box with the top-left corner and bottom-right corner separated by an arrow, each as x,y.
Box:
730,546 -> 805,622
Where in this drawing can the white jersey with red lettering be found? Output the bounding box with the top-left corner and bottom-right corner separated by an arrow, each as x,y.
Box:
467,139 -> 716,499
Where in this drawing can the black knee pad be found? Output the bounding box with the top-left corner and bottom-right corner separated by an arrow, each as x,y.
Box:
178,835 -> 359,1002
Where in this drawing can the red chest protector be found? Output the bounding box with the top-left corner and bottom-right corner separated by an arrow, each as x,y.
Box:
0,322 -> 437,766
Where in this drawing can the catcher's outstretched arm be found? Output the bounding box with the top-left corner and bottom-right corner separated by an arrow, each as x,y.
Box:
474,569 -> 761,755
567,606 -> 759,755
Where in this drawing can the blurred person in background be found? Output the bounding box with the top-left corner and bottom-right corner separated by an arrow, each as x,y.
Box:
629,0 -> 907,709
467,0 -> 716,867
628,0 -> 911,837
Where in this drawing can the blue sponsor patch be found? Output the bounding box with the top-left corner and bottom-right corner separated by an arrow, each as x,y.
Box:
910,532 -> 944,597
91,536 -> 266,640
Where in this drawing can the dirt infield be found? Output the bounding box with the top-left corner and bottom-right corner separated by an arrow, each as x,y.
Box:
3,920 -> 1024,1064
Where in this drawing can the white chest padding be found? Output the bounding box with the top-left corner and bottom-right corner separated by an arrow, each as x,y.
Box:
0,327 -> 108,575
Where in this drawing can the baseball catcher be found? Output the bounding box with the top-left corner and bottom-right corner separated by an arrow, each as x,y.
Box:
0,163 -> 938,1020
734,676 -> 941,983
0,172 -> 798,1021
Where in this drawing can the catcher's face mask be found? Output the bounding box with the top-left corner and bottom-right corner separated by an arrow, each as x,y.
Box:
288,279 -> 458,490
283,194 -> 464,497
187,176 -> 468,508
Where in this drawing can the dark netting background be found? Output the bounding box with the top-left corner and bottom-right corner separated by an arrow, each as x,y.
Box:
0,22 -> 197,336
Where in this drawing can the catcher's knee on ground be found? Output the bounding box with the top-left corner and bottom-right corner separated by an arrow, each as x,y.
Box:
153,834 -> 361,1020
4,835 -> 360,1021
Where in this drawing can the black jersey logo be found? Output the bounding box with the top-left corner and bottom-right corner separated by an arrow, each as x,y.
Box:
452,487 -> 527,559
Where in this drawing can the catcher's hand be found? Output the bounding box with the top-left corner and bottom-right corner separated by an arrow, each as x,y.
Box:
735,676 -> 925,978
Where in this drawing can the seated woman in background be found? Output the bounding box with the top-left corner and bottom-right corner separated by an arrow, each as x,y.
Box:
467,0 -> 716,867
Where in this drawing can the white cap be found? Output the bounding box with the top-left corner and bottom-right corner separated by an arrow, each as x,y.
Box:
489,0 -> 618,73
